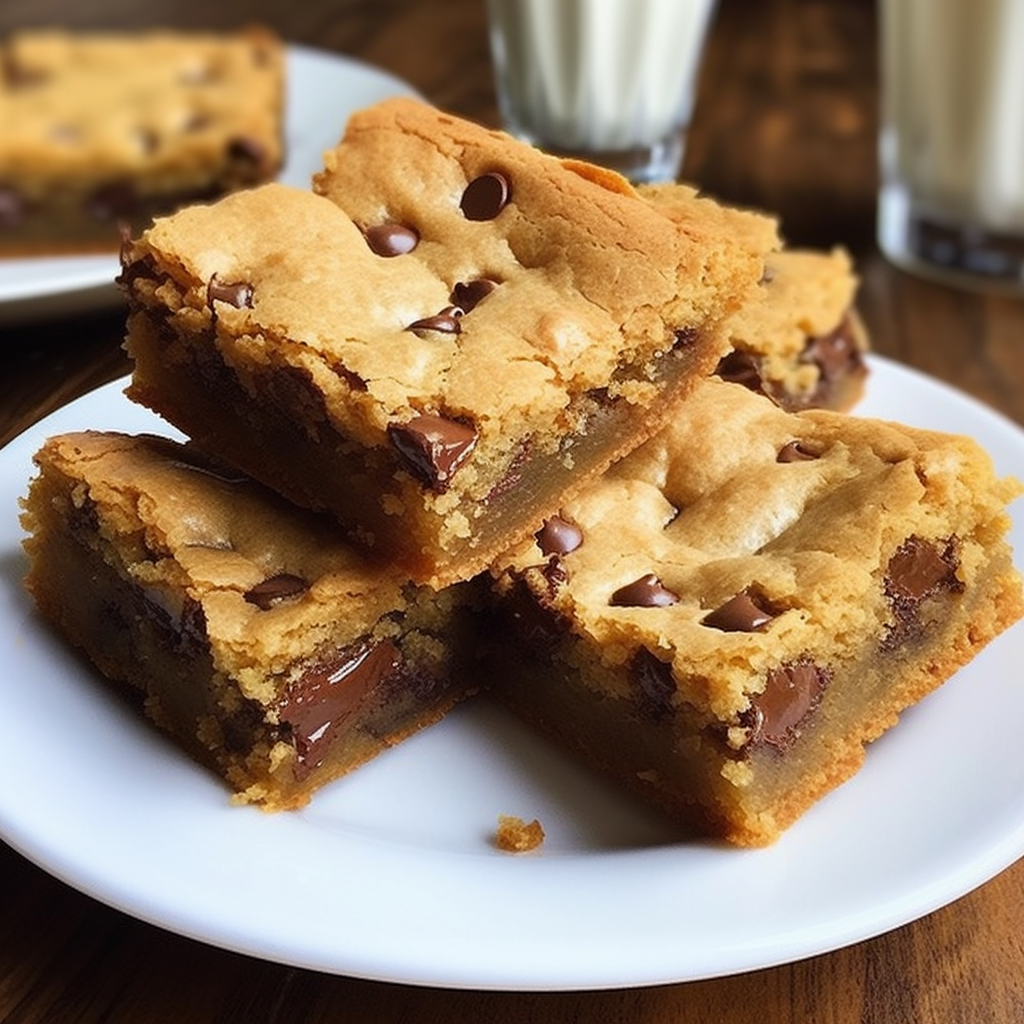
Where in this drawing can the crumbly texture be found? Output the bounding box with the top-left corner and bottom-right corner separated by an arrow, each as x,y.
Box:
488,379 -> 1024,845
21,431 -> 478,810
717,247 -> 869,411
122,98 -> 778,587
495,815 -> 545,853
0,28 -> 284,255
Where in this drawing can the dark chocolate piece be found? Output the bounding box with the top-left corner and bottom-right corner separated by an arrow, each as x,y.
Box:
407,306 -> 463,335
207,274 -> 254,309
702,588 -> 776,632
86,180 -> 138,222
364,222 -> 419,257
610,574 -> 679,608
244,573 -> 310,610
387,414 -> 478,492
460,172 -> 510,221
535,515 -> 583,556
776,440 -> 820,463
227,136 -> 267,171
0,185 -> 25,229
882,535 -> 963,649
673,326 -> 699,348
450,278 -> 497,311
716,350 -> 764,393
631,647 -> 676,720
278,638 -> 402,774
743,660 -> 829,751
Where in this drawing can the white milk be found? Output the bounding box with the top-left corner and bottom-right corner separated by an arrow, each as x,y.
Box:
879,0 -> 1024,286
487,0 -> 716,180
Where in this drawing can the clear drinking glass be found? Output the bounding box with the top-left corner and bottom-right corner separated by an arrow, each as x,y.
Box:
486,0 -> 717,184
877,0 -> 1024,293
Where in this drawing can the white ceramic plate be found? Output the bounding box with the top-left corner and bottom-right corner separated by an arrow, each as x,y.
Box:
0,46 -> 419,324
1,355 -> 1023,992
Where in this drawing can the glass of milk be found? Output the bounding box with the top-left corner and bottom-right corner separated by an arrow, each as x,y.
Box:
878,0 -> 1024,293
485,0 -> 717,183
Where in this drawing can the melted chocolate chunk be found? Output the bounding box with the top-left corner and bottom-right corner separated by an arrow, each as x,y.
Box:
450,278 -> 497,311
387,414 -> 478,492
86,180 -> 138,222
742,659 -> 829,751
535,515 -> 583,556
801,315 -> 862,382
278,638 -> 402,775
883,536 -> 963,649
244,573 -> 310,610
702,588 -> 776,632
207,274 -> 254,309
777,440 -> 820,463
364,222 -> 419,257
716,350 -> 765,393
460,172 -> 511,220
610,574 -> 679,608
631,647 -> 676,720
407,306 -> 463,335
0,185 -> 25,229
333,362 -> 368,392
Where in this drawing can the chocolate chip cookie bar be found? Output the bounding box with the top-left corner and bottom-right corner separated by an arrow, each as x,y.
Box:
0,27 -> 283,255
21,431 -> 478,810
717,246 -> 869,411
488,379 -> 1024,845
122,99 -> 779,587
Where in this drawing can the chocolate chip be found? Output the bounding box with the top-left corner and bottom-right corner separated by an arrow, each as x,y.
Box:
777,440 -> 820,463
278,638 -> 402,775
702,588 -> 776,632
535,515 -> 583,556
460,172 -> 510,220
742,660 -> 829,751
86,181 -> 138,222
3,58 -> 47,89
364,222 -> 419,257
631,647 -> 676,720
450,278 -> 497,311
407,306 -> 463,335
244,573 -> 310,610
0,185 -> 25,229
388,414 -> 478,492
207,274 -> 254,309
227,136 -> 266,168
610,574 -> 679,608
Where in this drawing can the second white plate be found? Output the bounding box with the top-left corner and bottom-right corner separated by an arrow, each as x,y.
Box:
0,45 -> 420,323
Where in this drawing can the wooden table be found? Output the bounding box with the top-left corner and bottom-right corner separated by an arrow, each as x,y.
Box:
3,0 -> 1023,1019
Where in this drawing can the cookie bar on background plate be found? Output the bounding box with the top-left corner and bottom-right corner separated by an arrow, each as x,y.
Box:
639,184 -> 868,412
21,432 -> 478,810
0,27 -> 283,255
717,246 -> 869,411
120,97 -> 778,587
487,379 -> 1024,846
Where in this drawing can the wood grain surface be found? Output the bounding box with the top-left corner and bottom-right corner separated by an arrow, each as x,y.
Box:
2,1 -> 1023,1020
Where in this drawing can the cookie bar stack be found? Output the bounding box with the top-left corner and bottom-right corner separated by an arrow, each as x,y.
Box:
21,98 -> 1024,843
